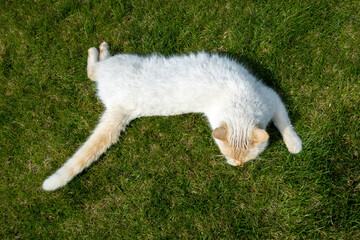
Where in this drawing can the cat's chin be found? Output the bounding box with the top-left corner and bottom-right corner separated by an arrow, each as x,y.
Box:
226,157 -> 238,166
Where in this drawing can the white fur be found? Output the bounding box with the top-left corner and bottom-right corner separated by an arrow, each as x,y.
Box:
42,42 -> 302,191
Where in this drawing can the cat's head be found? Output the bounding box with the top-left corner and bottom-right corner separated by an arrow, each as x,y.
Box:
212,123 -> 269,166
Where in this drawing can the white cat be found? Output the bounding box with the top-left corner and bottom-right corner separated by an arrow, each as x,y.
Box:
42,42 -> 302,191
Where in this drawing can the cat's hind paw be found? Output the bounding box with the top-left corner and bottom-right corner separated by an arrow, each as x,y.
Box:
87,47 -> 99,81
99,42 -> 110,61
99,42 -> 109,52
88,47 -> 99,58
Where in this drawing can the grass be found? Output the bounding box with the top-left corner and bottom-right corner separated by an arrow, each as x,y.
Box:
1,0 -> 359,238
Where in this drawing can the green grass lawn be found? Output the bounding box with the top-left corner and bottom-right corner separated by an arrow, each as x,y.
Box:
1,0 -> 359,238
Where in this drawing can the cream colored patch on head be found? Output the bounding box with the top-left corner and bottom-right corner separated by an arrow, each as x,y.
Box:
221,141 -> 249,166
213,124 -> 269,166
251,128 -> 269,145
213,125 -> 228,141
213,124 -> 248,166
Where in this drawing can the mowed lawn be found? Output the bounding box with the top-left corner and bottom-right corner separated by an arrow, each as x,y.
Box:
1,0 -> 359,238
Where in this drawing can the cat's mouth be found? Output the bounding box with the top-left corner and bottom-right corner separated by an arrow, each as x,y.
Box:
234,159 -> 244,167
226,157 -> 244,167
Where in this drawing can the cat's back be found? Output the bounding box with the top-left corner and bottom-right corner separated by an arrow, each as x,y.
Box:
96,52 -> 248,83
95,52 -> 267,113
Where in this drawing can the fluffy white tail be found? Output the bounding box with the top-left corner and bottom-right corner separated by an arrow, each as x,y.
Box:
42,108 -> 130,191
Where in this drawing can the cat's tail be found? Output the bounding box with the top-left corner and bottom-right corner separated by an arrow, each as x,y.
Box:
87,42 -> 110,81
272,95 -> 302,154
42,108 -> 130,191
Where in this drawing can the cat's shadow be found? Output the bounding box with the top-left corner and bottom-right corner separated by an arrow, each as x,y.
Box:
219,52 -> 301,148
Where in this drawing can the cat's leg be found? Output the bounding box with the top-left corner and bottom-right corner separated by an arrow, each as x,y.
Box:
87,47 -> 99,81
99,42 -> 110,61
272,98 -> 302,154
42,107 -> 132,191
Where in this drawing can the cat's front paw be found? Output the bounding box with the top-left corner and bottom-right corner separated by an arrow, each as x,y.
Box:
284,134 -> 302,154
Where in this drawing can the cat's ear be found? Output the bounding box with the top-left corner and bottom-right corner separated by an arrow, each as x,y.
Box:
213,125 -> 227,141
252,128 -> 269,144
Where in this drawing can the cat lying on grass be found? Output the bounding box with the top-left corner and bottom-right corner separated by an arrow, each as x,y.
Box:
42,42 -> 302,191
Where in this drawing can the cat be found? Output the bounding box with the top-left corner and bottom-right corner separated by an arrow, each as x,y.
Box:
42,42 -> 302,191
